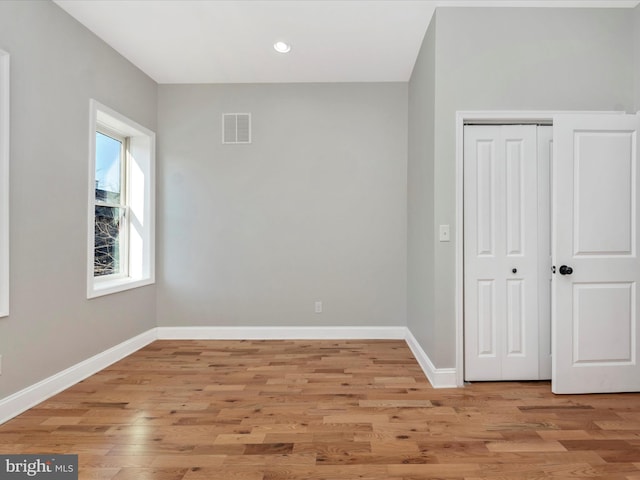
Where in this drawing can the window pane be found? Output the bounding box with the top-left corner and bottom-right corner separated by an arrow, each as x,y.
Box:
94,205 -> 124,276
95,132 -> 122,204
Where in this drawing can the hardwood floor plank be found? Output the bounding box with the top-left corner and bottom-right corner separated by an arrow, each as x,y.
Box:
82,454 -> 157,468
150,455 -> 226,468
79,468 -> 121,480
486,440 -> 567,452
182,467 -> 264,480
110,467 -> 188,480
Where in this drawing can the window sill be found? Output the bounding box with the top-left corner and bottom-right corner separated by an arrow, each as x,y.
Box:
88,276 -> 154,299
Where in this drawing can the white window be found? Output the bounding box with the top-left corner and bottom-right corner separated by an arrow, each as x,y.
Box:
0,50 -> 9,317
87,100 -> 155,298
94,127 -> 127,278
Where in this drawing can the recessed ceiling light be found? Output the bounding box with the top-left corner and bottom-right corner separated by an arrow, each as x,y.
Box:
273,41 -> 291,54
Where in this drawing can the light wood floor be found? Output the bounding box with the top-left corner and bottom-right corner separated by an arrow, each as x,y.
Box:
1,340 -> 640,479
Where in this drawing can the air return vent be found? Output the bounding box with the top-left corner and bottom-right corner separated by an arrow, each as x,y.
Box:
222,113 -> 251,144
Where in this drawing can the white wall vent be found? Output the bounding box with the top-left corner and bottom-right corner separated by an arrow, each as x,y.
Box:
223,113 -> 251,144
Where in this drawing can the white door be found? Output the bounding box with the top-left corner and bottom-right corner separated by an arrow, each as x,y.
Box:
464,125 -> 543,380
553,113 -> 640,394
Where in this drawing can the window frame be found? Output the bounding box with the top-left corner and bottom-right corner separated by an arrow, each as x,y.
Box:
87,100 -> 155,298
0,50 -> 9,317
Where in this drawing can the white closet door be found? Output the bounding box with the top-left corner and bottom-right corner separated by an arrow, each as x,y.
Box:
464,125 -> 540,380
553,113 -> 640,394
537,126 -> 553,380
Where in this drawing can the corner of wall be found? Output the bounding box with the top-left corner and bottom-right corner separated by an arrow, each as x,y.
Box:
407,9 -> 437,368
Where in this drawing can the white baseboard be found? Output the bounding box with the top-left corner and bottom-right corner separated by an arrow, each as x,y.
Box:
0,329 -> 157,425
157,326 -> 407,340
0,325 -> 458,425
404,330 -> 457,388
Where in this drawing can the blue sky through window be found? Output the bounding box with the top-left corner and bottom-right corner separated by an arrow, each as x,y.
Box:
95,132 -> 121,197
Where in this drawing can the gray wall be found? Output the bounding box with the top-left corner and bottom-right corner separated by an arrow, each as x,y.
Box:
420,7 -> 635,368
0,1 -> 157,399
635,4 -> 640,111
407,15 -> 436,356
157,83 -> 408,328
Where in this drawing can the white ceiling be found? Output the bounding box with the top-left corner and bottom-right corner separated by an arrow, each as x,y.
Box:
53,0 -> 640,84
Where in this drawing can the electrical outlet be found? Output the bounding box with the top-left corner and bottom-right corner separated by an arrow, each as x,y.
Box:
439,224 -> 450,242
314,301 -> 323,314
